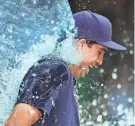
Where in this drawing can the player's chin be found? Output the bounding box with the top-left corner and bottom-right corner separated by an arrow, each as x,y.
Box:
79,72 -> 88,78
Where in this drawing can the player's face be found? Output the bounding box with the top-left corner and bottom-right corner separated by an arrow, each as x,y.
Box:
75,39 -> 108,78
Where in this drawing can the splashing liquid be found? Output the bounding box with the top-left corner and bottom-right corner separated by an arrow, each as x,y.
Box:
0,0 -> 77,123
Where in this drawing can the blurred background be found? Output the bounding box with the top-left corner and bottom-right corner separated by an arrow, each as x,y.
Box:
69,0 -> 134,125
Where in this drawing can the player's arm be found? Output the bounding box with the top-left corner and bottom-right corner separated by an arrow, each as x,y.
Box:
5,103 -> 42,126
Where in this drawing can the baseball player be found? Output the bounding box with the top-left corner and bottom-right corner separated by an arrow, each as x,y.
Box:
5,11 -> 126,126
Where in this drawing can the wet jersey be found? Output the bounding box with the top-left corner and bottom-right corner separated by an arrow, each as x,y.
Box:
15,58 -> 80,126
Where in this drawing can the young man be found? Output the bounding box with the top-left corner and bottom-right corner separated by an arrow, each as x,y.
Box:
5,11 -> 126,126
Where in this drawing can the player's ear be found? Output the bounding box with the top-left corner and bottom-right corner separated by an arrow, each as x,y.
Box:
78,39 -> 87,48
79,39 -> 86,45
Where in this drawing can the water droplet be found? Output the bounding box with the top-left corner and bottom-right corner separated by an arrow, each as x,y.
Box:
92,99 -> 97,106
102,111 -> 107,116
112,73 -> 117,80
117,104 -> 123,112
127,97 -> 133,103
100,68 -> 104,73
129,50 -> 134,54
55,119 -> 58,122
117,84 -> 122,89
34,62 -> 39,67
32,73 -> 37,77
50,97 -> 55,107
27,89 -> 29,91
101,83 -> 104,87
97,115 -> 102,122
111,97 -> 115,101
113,68 -> 117,72
129,43 -> 133,47
123,37 -> 130,43
51,20 -> 55,24
100,104 -> 105,109
104,94 -> 108,99
113,1 -> 116,4
36,96 -> 39,99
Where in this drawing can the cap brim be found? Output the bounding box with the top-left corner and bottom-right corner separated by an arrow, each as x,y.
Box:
76,28 -> 127,50
97,41 -> 127,50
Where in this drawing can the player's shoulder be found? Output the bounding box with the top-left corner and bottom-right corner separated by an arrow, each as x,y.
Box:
37,57 -> 67,70
29,56 -> 69,77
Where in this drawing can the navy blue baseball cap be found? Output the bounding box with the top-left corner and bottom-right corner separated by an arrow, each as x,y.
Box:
73,11 -> 127,50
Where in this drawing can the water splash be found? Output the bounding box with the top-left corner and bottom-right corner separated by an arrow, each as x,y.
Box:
0,0 -> 76,123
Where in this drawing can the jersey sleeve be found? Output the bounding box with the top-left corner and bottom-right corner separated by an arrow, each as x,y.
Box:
15,60 -> 68,117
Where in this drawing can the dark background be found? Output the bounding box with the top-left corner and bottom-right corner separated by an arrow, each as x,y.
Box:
68,0 -> 134,125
